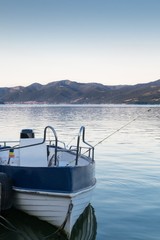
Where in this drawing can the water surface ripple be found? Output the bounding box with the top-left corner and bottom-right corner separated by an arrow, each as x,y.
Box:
0,104 -> 159,240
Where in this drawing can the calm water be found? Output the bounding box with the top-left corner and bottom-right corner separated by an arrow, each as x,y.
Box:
0,104 -> 160,240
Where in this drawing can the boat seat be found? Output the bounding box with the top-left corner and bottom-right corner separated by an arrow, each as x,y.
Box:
19,138 -> 48,167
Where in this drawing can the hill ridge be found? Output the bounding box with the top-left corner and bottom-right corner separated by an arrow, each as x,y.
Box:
0,79 -> 160,104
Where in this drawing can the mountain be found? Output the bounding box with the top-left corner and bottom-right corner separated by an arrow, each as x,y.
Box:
0,79 -> 160,104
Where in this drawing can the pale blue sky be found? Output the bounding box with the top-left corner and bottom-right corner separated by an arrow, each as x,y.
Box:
0,0 -> 160,87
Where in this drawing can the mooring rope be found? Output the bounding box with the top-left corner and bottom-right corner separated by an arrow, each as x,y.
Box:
93,108 -> 151,148
0,202 -> 73,239
43,201 -> 73,239
0,215 -> 22,234
67,108 -> 151,164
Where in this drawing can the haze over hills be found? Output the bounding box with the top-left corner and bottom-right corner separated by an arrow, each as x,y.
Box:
0,79 -> 160,104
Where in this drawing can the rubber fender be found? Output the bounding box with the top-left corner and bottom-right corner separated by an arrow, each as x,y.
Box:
0,172 -> 13,210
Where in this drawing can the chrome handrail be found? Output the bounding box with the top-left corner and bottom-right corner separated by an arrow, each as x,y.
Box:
43,126 -> 58,165
0,126 -> 94,167
0,126 -> 58,165
75,126 -> 94,165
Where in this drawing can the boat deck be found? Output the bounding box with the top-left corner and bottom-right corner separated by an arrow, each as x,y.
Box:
0,126 -> 94,168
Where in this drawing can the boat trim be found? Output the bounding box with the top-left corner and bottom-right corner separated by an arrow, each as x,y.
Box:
13,184 -> 96,198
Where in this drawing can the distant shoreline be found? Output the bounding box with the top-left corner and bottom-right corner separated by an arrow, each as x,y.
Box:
0,79 -> 160,104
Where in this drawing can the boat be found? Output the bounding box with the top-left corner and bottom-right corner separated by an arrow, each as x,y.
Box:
0,126 -> 96,238
0,204 -> 97,240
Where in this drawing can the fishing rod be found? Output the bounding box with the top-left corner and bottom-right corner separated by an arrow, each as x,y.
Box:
93,108 -> 151,148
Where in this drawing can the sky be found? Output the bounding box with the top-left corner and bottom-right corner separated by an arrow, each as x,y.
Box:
0,0 -> 160,87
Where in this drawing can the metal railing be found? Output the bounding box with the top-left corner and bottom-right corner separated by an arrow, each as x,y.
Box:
75,126 -> 94,165
43,126 -> 58,165
0,126 -> 94,166
0,126 -> 58,165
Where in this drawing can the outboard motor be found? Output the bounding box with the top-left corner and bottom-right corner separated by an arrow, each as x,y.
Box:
20,129 -> 35,139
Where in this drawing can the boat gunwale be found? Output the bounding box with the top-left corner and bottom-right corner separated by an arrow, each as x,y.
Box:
13,183 -> 96,197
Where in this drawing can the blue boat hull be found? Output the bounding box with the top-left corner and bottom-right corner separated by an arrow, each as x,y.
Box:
0,163 -> 96,193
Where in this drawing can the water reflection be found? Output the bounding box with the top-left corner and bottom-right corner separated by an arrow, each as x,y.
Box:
0,205 -> 97,240
70,204 -> 97,240
1,104 -> 160,239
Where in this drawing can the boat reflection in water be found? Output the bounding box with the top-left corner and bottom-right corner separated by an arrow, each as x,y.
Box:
0,204 -> 97,240
70,204 -> 97,240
